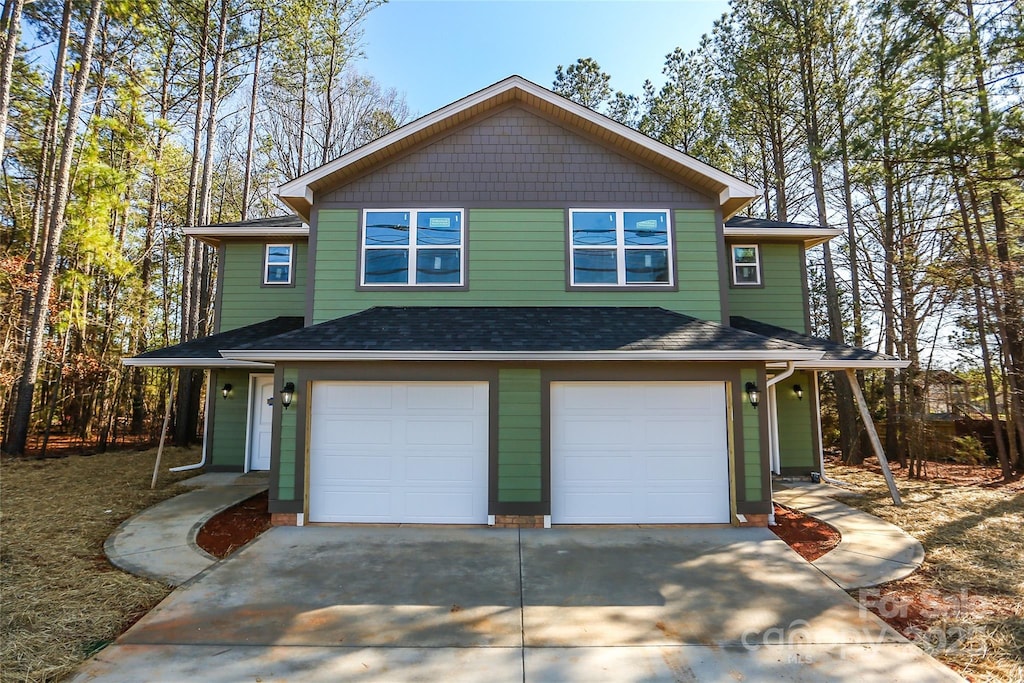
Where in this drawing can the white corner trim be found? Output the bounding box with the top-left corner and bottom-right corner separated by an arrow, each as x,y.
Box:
487,515 -> 496,526
543,515 -> 551,529
736,513 -> 748,524
296,513 -> 305,527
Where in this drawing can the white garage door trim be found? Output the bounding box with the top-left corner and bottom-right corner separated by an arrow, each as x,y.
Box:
551,381 -> 730,524
308,381 -> 489,524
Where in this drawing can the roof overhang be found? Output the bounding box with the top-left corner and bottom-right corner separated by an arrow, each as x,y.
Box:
183,225 -> 309,247
779,360 -> 912,370
121,357 -> 273,368
724,226 -> 843,248
276,76 -> 761,220
221,349 -> 825,363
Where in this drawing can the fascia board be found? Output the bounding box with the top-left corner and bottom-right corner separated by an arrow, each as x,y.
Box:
724,226 -> 843,248
784,360 -> 912,370
121,357 -> 273,368
221,349 -> 825,362
182,226 -> 309,239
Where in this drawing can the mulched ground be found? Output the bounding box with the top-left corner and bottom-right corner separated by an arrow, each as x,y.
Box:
195,491 -> 272,558
195,491 -> 841,563
769,503 -> 841,561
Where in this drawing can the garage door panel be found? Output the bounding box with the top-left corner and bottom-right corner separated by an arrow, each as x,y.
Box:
552,382 -> 729,524
309,382 -> 488,524
560,419 -> 633,445
405,419 -> 478,446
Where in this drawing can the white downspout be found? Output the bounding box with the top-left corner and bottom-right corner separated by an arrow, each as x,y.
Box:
170,370 -> 211,472
763,362 -> 796,525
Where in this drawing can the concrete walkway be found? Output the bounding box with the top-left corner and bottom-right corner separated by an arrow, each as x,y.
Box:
774,482 -> 925,590
104,472 -> 268,585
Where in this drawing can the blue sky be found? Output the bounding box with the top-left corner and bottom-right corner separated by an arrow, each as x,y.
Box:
358,0 -> 731,116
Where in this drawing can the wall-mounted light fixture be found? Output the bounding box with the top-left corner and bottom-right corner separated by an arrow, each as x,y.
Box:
221,383 -> 232,399
793,384 -> 803,401
280,382 -> 296,409
745,382 -> 761,409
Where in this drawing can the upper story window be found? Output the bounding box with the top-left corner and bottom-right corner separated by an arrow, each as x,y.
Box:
569,209 -> 673,286
264,244 -> 293,285
730,244 -> 761,286
362,209 -> 464,286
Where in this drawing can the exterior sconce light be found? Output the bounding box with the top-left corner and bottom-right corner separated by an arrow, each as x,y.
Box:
793,384 -> 803,401
745,382 -> 760,409
221,383 -> 232,399
280,382 -> 296,409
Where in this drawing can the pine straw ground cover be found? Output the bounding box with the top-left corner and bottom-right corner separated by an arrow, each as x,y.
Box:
825,458 -> 1024,682
1,446 -> 202,682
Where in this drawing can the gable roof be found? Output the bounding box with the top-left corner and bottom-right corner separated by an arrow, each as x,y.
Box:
730,316 -> 908,369
123,316 -> 305,367
276,76 -> 760,220
222,307 -> 823,362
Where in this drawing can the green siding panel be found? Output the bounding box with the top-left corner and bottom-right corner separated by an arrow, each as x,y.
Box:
497,369 -> 542,503
209,369 -> 255,469
277,368 -> 300,502
219,242 -> 308,332
728,243 -> 808,333
777,370 -> 816,470
312,209 -> 722,323
741,369 -> 763,502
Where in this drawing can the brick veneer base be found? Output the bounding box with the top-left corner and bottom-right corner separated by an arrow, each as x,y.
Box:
737,514 -> 769,527
492,514 -> 546,529
271,513 -> 297,526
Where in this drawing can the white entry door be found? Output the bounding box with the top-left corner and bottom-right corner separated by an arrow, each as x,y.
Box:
247,375 -> 274,471
308,381 -> 489,524
551,381 -> 730,524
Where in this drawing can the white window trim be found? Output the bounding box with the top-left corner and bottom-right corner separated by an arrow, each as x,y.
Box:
264,243 -> 293,285
568,208 -> 674,287
361,208 -> 465,287
731,244 -> 761,286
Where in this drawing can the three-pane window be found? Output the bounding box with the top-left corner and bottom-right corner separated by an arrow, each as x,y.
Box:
569,209 -> 673,286
264,244 -> 293,285
731,244 -> 761,286
362,209 -> 464,286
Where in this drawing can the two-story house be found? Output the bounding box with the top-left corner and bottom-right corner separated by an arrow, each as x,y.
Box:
126,76 -> 905,528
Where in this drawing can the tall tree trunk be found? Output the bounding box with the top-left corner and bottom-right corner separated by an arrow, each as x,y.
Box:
240,9 -> 263,221
5,0 -> 104,456
0,0 -> 24,164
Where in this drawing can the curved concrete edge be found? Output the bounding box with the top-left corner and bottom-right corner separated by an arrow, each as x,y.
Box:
104,485 -> 267,586
773,485 -> 925,590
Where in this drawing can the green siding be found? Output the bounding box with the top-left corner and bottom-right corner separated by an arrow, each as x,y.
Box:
741,369 -> 763,503
777,370 -> 816,471
498,369 -> 542,503
313,209 -> 722,323
728,242 -> 807,333
219,242 -> 308,332
208,369 -> 253,469
277,368 -> 300,502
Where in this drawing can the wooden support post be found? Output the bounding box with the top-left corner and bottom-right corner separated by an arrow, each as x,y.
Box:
845,369 -> 902,506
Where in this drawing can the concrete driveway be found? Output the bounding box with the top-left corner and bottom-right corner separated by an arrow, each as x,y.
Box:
72,526 -> 961,682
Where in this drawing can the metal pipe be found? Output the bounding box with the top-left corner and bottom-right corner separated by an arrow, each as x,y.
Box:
170,371 -> 211,472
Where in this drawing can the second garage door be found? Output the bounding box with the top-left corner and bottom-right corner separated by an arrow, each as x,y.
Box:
551,381 -> 730,524
308,381 -> 488,524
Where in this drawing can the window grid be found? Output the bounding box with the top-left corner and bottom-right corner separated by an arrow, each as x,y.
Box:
361,209 -> 465,286
569,209 -> 673,286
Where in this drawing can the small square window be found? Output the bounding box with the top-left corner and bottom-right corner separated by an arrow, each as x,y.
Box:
569,209 -> 673,286
362,209 -> 464,287
731,245 -> 761,286
264,244 -> 293,285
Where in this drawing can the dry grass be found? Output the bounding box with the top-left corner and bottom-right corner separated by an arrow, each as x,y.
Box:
1,446 -> 202,682
826,459 -> 1024,682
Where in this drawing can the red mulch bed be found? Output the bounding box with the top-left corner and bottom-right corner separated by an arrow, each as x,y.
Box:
197,492 -> 839,562
195,491 -> 272,558
770,503 -> 841,561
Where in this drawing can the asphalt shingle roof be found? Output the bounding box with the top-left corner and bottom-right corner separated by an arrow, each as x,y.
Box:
233,307 -> 810,353
134,317 -> 305,359
725,216 -> 829,230
729,316 -> 900,362
196,216 -> 305,229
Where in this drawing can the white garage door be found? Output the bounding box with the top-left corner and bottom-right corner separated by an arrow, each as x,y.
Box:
551,382 -> 730,524
309,382 -> 488,523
